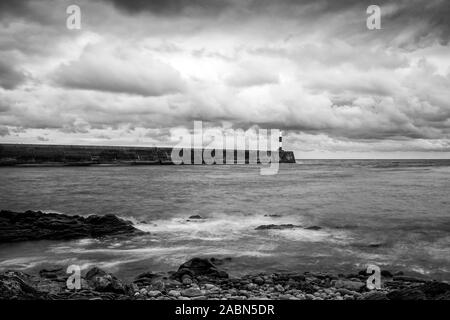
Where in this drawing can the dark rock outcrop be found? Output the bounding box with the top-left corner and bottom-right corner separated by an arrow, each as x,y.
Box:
387,287 -> 427,300
255,224 -> 301,230
255,224 -> 322,231
173,257 -> 229,280
0,271 -> 43,299
304,226 -> 322,230
188,215 -> 205,220
0,210 -> 144,243
85,267 -> 126,294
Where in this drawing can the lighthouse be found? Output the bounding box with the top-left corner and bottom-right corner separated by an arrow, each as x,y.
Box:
279,132 -> 283,151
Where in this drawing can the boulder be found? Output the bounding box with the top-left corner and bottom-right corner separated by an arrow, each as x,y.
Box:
174,258 -> 229,279
181,288 -> 204,297
85,267 -> 126,294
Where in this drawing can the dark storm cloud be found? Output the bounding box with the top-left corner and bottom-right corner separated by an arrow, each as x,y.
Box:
102,0 -> 233,15
0,59 -> 26,89
0,0 -> 65,26
102,0 -> 450,45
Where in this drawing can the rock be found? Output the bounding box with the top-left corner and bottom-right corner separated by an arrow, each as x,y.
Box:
332,280 -> 365,292
245,283 -> 258,290
147,290 -> 161,297
253,277 -> 265,285
0,210 -> 144,243
181,288 -> 203,297
174,258 -> 229,279
255,224 -> 301,230
39,268 -> 66,282
0,271 -> 42,299
188,215 -> 204,219
304,226 -> 322,230
275,284 -> 285,292
181,274 -> 193,285
204,284 -> 218,291
133,272 -> 161,287
337,288 -> 359,296
387,288 -> 426,300
418,282 -> 450,299
362,291 -> 389,300
85,267 -> 126,294
168,290 -> 181,297
264,214 -> 282,218
381,270 -> 393,277
393,276 -> 427,283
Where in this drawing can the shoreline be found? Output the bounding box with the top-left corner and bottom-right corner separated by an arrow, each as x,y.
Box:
1,257 -> 449,300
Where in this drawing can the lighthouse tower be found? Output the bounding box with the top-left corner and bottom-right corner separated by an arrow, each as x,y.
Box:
279,132 -> 283,151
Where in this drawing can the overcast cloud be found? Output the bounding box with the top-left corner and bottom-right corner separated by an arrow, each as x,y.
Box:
0,0 -> 449,158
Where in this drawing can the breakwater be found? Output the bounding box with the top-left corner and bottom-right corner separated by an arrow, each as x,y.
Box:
0,144 -> 295,166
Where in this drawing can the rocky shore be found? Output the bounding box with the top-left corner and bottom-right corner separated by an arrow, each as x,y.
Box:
1,257 -> 449,300
0,210 -> 144,243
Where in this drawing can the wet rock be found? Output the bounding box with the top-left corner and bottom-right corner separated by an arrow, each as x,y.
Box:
0,271 -> 42,299
181,274 -> 193,285
381,270 -> 393,277
39,268 -> 66,282
275,284 -> 285,292
174,258 -> 229,279
168,290 -> 181,297
133,272 -> 159,287
147,290 -> 161,297
188,215 -> 205,219
0,210 -> 144,243
393,276 -> 427,283
332,280 -> 365,292
85,267 -> 126,294
362,291 -> 389,300
418,282 -> 450,299
255,224 -> 302,230
387,287 -> 426,300
181,288 -> 203,297
304,226 -> 322,231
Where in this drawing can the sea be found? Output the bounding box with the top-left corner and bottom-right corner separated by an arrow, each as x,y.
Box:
0,159 -> 449,281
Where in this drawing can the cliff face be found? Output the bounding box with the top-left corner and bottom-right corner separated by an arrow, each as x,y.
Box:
0,144 -> 295,166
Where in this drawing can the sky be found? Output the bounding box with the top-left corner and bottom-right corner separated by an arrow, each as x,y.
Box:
0,0 -> 449,158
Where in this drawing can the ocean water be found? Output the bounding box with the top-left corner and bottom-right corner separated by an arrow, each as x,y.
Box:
0,160 -> 449,281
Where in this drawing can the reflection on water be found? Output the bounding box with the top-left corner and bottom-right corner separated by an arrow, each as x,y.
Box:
0,160 -> 449,281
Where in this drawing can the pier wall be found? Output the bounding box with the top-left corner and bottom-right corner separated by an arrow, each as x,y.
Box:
0,144 -> 296,166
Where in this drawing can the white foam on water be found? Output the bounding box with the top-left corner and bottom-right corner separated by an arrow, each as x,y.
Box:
134,213 -> 311,242
0,257 -> 43,269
